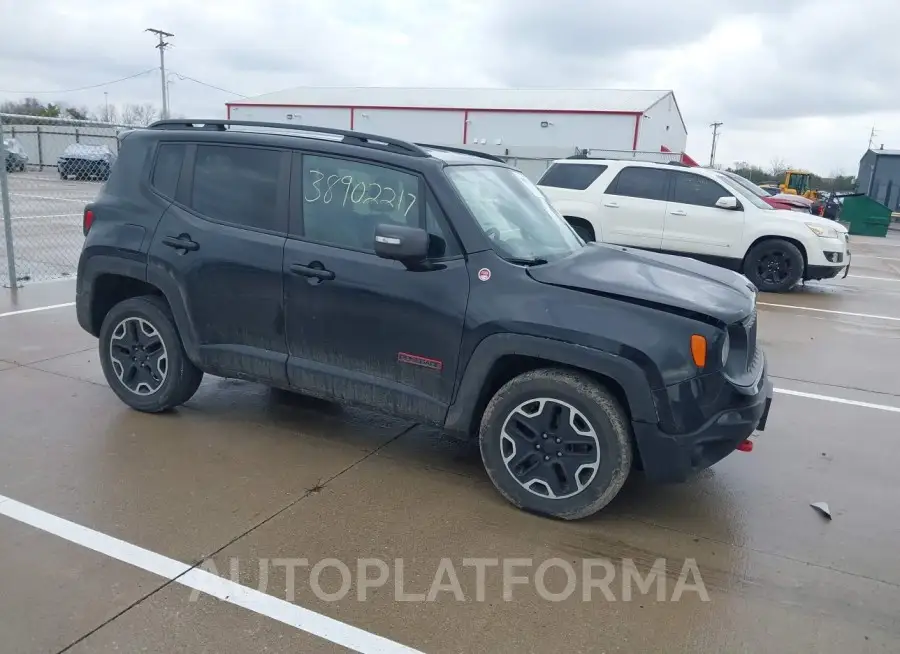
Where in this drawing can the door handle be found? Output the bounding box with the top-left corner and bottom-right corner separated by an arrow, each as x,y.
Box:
603,202 -> 619,208
669,210 -> 687,216
290,263 -> 335,281
161,235 -> 199,251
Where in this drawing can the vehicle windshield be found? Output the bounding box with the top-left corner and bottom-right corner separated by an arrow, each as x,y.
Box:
445,164 -> 583,262
711,171 -> 774,211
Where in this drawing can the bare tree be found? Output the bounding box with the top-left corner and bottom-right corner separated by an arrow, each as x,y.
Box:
120,103 -> 159,126
769,157 -> 790,177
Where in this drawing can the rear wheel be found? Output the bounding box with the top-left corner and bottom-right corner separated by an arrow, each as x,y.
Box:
479,368 -> 632,520
743,239 -> 804,293
98,295 -> 203,412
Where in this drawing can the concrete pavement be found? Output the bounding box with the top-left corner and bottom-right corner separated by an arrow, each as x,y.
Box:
1,233 -> 899,653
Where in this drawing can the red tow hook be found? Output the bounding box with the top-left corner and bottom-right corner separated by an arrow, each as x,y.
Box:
737,439 -> 754,452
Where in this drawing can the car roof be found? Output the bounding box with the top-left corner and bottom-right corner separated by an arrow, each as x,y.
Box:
142,119 -> 510,168
546,157 -> 710,174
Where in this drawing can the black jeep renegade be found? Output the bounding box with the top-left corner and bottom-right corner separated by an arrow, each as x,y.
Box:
75,119 -> 773,520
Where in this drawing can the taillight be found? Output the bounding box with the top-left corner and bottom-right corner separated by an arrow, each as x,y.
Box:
83,208 -> 94,235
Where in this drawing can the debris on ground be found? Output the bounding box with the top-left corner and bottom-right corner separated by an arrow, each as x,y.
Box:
810,501 -> 832,520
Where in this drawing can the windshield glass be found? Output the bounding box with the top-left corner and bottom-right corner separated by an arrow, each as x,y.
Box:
445,165 -> 583,262
720,170 -> 769,198
711,171 -> 774,210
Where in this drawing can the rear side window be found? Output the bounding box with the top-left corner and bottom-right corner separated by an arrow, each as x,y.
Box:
671,172 -> 733,207
151,143 -> 186,199
538,163 -> 608,190
190,145 -> 281,232
606,167 -> 669,201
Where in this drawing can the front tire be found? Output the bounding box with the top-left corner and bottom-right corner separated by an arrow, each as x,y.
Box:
98,295 -> 203,412
479,368 -> 632,520
743,239 -> 804,293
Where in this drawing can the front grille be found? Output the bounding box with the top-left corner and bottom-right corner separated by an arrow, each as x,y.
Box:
744,308 -> 757,372
724,307 -> 759,378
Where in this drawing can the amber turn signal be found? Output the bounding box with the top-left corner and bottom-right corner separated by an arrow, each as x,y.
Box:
690,334 -> 707,368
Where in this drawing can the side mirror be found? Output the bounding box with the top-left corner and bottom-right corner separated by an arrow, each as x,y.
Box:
374,223 -> 429,264
715,196 -> 740,210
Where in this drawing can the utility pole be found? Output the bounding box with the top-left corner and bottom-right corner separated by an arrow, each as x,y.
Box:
709,122 -> 723,168
145,28 -> 174,120
104,92 -> 109,122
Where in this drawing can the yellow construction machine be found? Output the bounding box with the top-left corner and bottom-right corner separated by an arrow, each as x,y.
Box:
778,170 -> 818,199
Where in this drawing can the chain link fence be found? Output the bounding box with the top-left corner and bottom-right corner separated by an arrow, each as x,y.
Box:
1,113 -> 133,287
1,114 -> 692,287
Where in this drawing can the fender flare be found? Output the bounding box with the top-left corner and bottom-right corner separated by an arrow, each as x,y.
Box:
77,253 -> 202,364
443,333 -> 658,435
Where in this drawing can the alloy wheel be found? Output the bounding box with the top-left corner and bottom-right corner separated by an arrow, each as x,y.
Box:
499,398 -> 601,499
109,317 -> 168,395
757,250 -> 792,285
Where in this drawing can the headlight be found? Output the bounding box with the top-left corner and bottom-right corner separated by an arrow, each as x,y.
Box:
721,331 -> 730,366
806,223 -> 839,239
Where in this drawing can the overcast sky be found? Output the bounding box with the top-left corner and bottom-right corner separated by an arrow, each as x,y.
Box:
1,0 -> 896,175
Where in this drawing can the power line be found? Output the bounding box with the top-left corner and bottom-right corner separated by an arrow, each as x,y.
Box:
0,69 -> 157,95
167,71 -> 249,98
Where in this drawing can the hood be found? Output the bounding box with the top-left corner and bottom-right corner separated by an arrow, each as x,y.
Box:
766,197 -> 809,212
771,209 -> 847,233
772,193 -> 813,207
528,244 -> 756,324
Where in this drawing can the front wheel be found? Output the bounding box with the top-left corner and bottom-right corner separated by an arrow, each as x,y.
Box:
743,239 -> 804,293
98,295 -> 203,412
479,368 -> 632,520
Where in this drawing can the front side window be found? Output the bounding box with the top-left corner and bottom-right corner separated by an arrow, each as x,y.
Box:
605,166 -> 669,201
671,172 -> 734,208
299,154 -> 455,255
446,164 -> 582,263
711,171 -> 774,210
190,145 -> 281,231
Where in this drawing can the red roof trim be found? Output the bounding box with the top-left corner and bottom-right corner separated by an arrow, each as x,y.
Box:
225,102 -> 641,116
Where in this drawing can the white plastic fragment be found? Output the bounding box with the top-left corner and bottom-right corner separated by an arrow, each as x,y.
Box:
810,501 -> 832,520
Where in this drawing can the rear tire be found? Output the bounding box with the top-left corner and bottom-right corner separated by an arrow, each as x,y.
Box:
98,295 -> 203,412
743,239 -> 804,293
479,368 -> 632,520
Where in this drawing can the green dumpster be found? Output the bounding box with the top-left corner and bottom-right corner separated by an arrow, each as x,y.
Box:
840,195 -> 892,237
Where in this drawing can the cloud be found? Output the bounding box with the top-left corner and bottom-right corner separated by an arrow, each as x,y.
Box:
0,0 -> 896,174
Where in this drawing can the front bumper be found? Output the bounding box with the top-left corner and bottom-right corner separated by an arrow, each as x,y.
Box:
632,354 -> 773,483
805,235 -> 851,280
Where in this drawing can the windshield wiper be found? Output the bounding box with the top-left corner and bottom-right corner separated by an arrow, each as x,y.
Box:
505,257 -> 549,266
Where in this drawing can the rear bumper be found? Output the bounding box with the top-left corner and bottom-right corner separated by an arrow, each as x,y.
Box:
633,354 -> 773,483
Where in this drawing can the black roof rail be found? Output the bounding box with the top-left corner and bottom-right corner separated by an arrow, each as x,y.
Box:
145,119 -> 430,157
666,160 -> 690,167
414,143 -> 507,163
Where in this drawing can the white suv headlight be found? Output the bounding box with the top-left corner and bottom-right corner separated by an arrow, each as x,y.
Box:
806,222 -> 839,239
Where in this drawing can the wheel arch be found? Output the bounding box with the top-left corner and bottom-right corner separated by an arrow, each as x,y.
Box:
78,254 -> 201,364
742,234 -> 809,273
444,334 -> 658,439
563,216 -> 597,242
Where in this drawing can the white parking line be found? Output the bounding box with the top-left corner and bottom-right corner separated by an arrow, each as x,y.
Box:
10,193 -> 92,203
0,302 -> 75,318
774,388 -> 900,413
12,213 -> 81,221
0,494 -> 424,654
846,274 -> 900,282
851,254 -> 900,261
759,302 -> 900,322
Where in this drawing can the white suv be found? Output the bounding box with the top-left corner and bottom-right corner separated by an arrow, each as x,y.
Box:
536,158 -> 850,293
